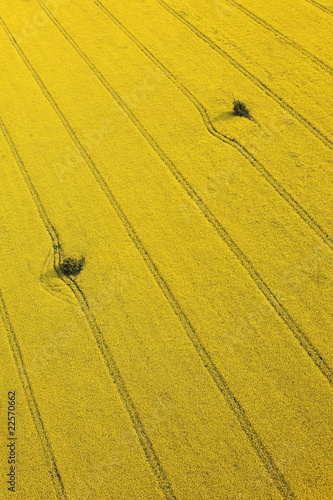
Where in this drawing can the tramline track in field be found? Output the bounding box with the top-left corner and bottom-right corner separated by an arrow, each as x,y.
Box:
0,289 -> 67,500
156,0 -> 333,150
0,116 -> 177,500
0,13 -> 299,499
93,0 -> 333,252
213,0 -> 333,75
20,2 -> 333,389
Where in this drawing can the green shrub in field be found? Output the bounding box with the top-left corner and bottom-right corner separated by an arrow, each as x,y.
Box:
59,256 -> 85,277
232,99 -> 251,119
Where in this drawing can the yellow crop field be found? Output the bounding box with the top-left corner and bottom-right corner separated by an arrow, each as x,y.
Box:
0,0 -> 332,498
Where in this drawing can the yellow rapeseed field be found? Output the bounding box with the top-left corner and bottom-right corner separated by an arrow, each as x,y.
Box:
0,0 -> 332,498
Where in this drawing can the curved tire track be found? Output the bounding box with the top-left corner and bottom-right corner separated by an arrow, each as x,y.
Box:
0,285 -> 67,500
94,0 -> 333,252
0,115 -> 176,500
32,0 -> 333,390
155,0 -> 333,150
1,12 -> 297,499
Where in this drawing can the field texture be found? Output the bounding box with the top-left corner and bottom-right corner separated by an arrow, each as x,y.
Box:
1,0 -> 333,499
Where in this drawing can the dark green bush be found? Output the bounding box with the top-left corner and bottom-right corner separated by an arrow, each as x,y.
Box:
233,99 -> 251,119
59,257 -> 85,277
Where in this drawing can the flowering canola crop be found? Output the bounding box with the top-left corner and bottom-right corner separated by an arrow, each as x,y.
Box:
0,0 -> 333,498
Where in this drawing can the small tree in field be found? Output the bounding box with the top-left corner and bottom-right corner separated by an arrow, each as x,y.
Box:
232,98 -> 251,119
59,257 -> 85,277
